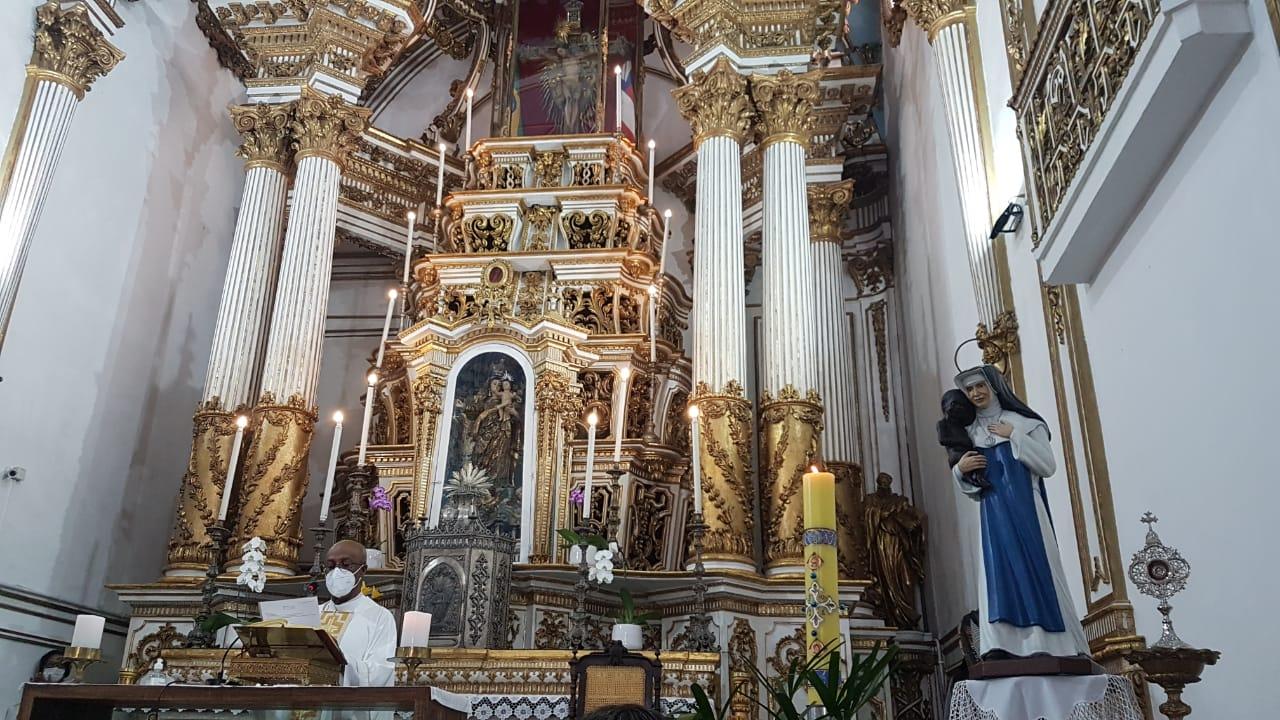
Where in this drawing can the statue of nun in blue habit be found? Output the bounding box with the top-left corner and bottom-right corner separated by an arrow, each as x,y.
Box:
950,365 -> 1090,659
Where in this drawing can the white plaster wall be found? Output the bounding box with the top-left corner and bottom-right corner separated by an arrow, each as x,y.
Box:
1071,5 -> 1280,713
0,0 -> 243,706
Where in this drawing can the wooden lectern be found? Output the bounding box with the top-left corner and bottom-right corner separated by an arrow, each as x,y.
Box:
229,624 -> 347,685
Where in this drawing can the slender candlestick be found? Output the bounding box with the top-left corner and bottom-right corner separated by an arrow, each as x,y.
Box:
435,142 -> 446,207
613,366 -> 631,462
320,411 -> 344,523
646,139 -> 656,201
647,284 -> 658,364
375,288 -> 398,368
402,211 -> 415,284
584,411 -> 598,520
659,209 -> 672,280
614,65 -> 622,133
358,372 -> 378,466
464,87 -> 474,150
70,615 -> 105,650
217,415 -> 249,522
688,405 -> 702,514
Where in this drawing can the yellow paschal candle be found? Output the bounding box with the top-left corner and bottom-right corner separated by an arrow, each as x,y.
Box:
803,466 -> 841,668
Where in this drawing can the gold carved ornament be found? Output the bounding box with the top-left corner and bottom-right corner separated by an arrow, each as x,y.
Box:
728,618 -> 759,720
748,70 -> 821,148
672,57 -> 756,148
167,405 -> 243,570
828,462 -> 868,580
410,373 -> 446,521
864,473 -> 926,628
626,483 -> 673,570
230,102 -> 294,172
290,87 -> 372,167
899,0 -> 969,38
883,0 -> 909,48
523,206 -> 559,251
846,241 -> 894,298
889,651 -> 937,720
868,299 -> 890,421
233,397 -> 318,571
463,214 -> 515,252
29,1 -> 124,97
806,180 -> 854,243
758,385 -> 824,570
530,371 -> 581,563
473,260 -> 516,325
121,624 -> 185,684
515,271 -> 548,318
533,151 -> 565,187
561,211 -> 613,250
691,381 -> 756,562
975,309 -> 1020,372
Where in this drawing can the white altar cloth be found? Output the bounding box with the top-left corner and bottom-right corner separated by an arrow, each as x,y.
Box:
949,675 -> 1143,720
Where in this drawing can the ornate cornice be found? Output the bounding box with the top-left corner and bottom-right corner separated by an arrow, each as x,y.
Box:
230,102 -> 295,172
806,180 -> 854,243
30,1 -> 125,98
290,88 -> 371,167
672,57 -> 755,148
749,69 -> 820,148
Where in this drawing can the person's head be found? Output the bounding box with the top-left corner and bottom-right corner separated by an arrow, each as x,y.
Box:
957,372 -> 993,409
324,539 -> 368,602
580,705 -> 665,720
941,389 -> 977,425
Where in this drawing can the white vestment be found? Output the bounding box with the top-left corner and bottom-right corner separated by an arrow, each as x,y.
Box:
952,405 -> 1089,658
321,594 -> 397,687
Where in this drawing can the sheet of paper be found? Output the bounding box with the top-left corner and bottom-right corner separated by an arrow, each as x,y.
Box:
258,597 -> 323,628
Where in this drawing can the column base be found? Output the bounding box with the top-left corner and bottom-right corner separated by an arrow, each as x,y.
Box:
760,386 -> 823,574
230,397 -> 317,576
693,382 -> 758,573
164,405 -> 238,577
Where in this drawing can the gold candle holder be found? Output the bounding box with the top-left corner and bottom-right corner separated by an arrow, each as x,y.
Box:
63,646 -> 103,683
393,646 -> 433,685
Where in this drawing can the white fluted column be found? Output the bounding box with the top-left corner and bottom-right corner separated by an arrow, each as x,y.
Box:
751,69 -> 825,576
673,56 -> 757,573
164,103 -> 294,576
807,181 -> 857,463
235,89 -> 371,574
0,3 -> 123,355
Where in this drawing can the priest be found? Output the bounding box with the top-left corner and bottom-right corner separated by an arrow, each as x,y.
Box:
321,540 -> 397,686
950,365 -> 1089,659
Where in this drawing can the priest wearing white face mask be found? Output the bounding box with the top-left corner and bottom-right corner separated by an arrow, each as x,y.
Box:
321,540 -> 396,687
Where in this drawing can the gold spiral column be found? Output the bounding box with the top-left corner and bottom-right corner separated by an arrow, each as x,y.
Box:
751,70 -> 824,576
234,89 -> 371,575
0,2 -> 123,355
673,57 -> 758,573
530,369 -> 583,563
165,103 -> 294,575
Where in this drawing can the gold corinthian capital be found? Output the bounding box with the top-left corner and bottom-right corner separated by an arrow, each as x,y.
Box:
749,70 -> 821,148
901,0 -> 970,40
29,1 -> 125,98
230,102 -> 295,173
673,57 -> 755,148
290,88 -> 372,167
807,180 -> 855,243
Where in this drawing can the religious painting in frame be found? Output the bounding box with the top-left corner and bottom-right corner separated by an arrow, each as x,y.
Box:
507,0 -> 607,136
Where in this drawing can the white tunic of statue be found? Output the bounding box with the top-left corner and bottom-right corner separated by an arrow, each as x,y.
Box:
952,399 -> 1089,657
321,593 -> 397,687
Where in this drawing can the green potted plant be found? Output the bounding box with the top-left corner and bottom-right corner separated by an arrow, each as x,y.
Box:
611,588 -> 652,650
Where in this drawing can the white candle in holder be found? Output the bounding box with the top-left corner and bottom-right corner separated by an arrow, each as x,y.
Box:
402,211 -> 415,285
613,366 -> 631,462
688,405 -> 703,514
217,415 -> 249,522
659,209 -> 672,280
647,284 -> 658,364
358,372 -> 379,466
646,139 -> 656,201
70,614 -> 105,649
614,65 -> 623,132
320,411 -> 344,523
375,288 -> 398,368
464,87 -> 474,150
401,611 -> 432,647
435,142 -> 446,207
584,411 -> 598,520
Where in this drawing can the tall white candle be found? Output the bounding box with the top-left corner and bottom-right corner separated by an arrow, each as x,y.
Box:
402,210 -> 416,284
646,139 -> 656,201
375,288 -> 398,368
358,372 -> 379,466
435,142 -> 446,207
614,65 -> 622,132
647,284 -> 658,364
70,614 -> 105,650
659,209 -> 672,280
688,405 -> 703,514
584,411 -> 598,520
320,411 -> 344,523
613,366 -> 631,462
217,415 -> 249,522
464,87 -> 474,150
401,611 -> 432,647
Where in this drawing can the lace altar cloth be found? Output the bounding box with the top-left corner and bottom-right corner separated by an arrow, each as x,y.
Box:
949,675 -> 1143,720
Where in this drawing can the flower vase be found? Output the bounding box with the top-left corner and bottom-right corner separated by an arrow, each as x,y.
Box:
612,623 -> 643,650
